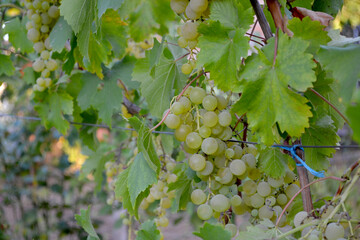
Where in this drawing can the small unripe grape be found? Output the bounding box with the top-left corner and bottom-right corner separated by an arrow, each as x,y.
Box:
189,154 -> 206,171
164,113 -> 181,129
33,42 -> 45,53
218,126 -> 232,141
41,69 -> 50,78
33,59 -> 45,72
188,39 -> 198,49
218,110 -> 232,127
276,194 -> 288,205
44,37 -> 52,50
139,39 -> 153,50
177,36 -> 188,48
285,183 -> 300,199
27,28 -> 40,42
40,50 -> 50,60
219,186 -> 229,195
178,96 -> 191,112
294,211 -> 308,228
225,223 -> 237,237
242,153 -> 256,168
189,87 -> 206,104
46,59 -> 58,71
217,167 -> 233,184
268,177 -> 284,188
225,148 -> 235,159
36,77 -> 46,87
259,205 -> 273,219
199,125 -> 211,138
203,111 -> 218,127
31,14 -> 41,23
284,170 -> 296,183
243,180 -> 257,196
42,1 -> 50,10
40,25 -> 49,33
191,189 -> 207,205
181,22 -> 199,40
202,95 -> 217,111
48,6 -> 60,18
186,132 -> 202,149
251,209 -> 258,217
197,204 -> 213,220
181,63 -> 193,75
171,102 -> 185,115
36,84 -> 45,92
170,0 -> 188,14
185,4 -> 201,20
230,195 -> 242,207
32,0 -> 41,9
189,0 -> 208,13
229,159 -> 246,176
250,193 -> 265,208
157,216 -> 169,227
175,124 -> 192,141
265,196 -> 276,206
26,21 -> 33,30
201,137 -> 218,155
199,161 -> 213,176
325,223 -> 345,240
41,13 -> 52,25
210,194 -> 230,212
257,182 -> 271,197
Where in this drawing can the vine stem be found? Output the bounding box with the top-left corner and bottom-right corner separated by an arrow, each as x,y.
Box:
245,32 -> 266,40
249,0 -> 273,40
174,52 -> 190,62
309,88 -> 350,125
275,176 -> 346,227
0,47 -> 32,62
276,220 -> 320,239
149,71 -> 205,132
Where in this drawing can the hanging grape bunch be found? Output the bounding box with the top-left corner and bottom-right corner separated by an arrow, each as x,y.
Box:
22,0 -> 60,92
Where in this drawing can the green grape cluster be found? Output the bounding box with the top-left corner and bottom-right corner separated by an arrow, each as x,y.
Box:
139,155 -> 177,229
105,161 -> 125,205
22,0 -> 60,92
295,203 -> 350,240
162,87 -> 302,233
126,38 -> 155,59
170,0 -> 210,20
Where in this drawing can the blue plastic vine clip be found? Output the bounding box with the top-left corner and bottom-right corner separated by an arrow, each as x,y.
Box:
275,145 -> 325,178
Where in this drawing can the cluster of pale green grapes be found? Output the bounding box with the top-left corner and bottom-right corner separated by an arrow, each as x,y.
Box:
177,21 -> 199,75
139,155 -> 177,229
170,0 -> 210,20
293,204 -> 351,240
21,0 -> 59,92
105,160 -> 125,205
161,86 -> 304,237
126,38 -> 154,59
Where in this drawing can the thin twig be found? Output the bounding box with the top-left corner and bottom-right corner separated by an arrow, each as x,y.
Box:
275,176 -> 346,227
246,32 -> 266,40
174,53 -> 190,62
249,38 -> 265,46
0,3 -> 24,13
309,88 -> 350,125
0,47 -> 32,62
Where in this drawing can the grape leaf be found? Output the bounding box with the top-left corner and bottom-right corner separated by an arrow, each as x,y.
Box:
111,57 -> 138,89
3,18 -> 33,53
49,17 -> 73,52
22,67 -> 36,84
60,0 -> 96,58
127,0 -> 175,42
209,0 -> 253,30
346,103 -> 360,143
259,148 -> 290,178
193,223 -> 231,240
97,0 -> 124,18
312,0 -> 344,16
84,33 -> 110,79
305,65 -> 345,129
232,34 -> 315,145
287,17 -> 331,54
317,45 -> 360,102
168,169 -> 192,211
128,117 -> 161,172
302,115 -> 339,170
135,220 -> 161,240
77,71 -> 123,127
81,145 -> 114,192
197,21 -> 249,92
127,152 -> 157,207
101,9 -> 128,59
74,206 -> 100,240
0,54 -> 15,76
132,46 -> 187,118
35,92 -> 73,134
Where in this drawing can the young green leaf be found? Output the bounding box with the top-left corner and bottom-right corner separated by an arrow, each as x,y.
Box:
135,220 -> 161,240
74,206 -> 100,240
49,17 -> 73,52
193,223 -> 231,240
3,18 -> 33,53
259,148 -> 290,178
0,54 -> 15,76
